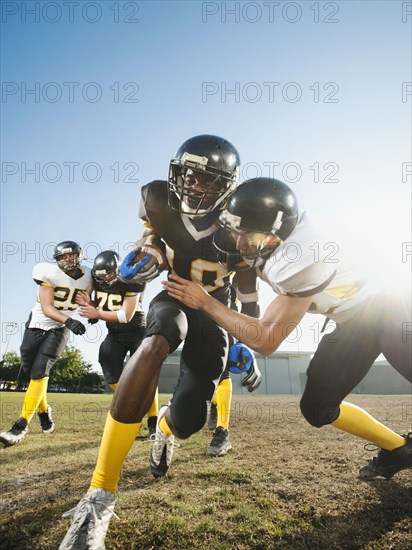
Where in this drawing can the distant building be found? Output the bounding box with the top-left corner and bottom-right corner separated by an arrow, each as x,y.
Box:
156,351 -> 411,395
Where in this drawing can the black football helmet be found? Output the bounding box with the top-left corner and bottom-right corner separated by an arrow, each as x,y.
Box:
214,178 -> 299,269
168,134 -> 240,217
92,250 -> 120,290
53,241 -> 82,273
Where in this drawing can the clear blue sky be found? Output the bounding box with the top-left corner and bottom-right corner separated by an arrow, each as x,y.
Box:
1,1 -> 411,369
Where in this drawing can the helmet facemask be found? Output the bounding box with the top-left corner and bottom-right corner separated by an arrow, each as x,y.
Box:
92,252 -> 120,291
56,253 -> 81,274
54,241 -> 82,274
168,152 -> 239,218
93,269 -> 118,291
216,210 -> 283,269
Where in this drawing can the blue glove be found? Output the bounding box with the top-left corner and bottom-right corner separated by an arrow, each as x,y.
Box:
118,249 -> 153,281
227,342 -> 262,392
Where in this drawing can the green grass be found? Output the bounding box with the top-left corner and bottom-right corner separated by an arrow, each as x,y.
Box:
1,392 -> 411,549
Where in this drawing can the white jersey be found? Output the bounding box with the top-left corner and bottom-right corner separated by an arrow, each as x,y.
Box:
29,263 -> 93,330
259,211 -> 377,323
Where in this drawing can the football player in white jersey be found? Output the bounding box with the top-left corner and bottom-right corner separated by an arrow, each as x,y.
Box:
163,177 -> 412,482
0,241 -> 93,448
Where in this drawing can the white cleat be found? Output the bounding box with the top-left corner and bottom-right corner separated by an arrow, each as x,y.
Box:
149,403 -> 175,478
0,418 -> 28,447
59,488 -> 118,550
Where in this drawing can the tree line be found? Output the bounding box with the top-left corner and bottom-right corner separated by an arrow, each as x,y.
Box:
0,346 -> 105,393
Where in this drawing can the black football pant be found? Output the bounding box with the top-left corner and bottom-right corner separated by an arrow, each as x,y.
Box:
145,291 -> 230,438
300,290 -> 412,427
20,323 -> 68,379
99,329 -> 145,385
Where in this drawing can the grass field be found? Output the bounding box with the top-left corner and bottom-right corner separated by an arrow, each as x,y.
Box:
0,392 -> 411,549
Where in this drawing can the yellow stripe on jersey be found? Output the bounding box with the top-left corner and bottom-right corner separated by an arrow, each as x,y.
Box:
325,282 -> 359,299
124,292 -> 138,297
40,282 -> 52,287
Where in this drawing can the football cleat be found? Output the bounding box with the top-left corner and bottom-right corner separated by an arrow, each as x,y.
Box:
206,426 -> 232,457
150,404 -> 175,478
0,417 -> 28,447
359,433 -> 412,480
207,402 -> 218,431
38,405 -> 55,433
59,488 -> 118,550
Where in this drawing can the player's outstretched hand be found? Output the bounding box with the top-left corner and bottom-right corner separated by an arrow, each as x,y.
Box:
64,318 -> 86,335
227,342 -> 262,392
162,274 -> 210,309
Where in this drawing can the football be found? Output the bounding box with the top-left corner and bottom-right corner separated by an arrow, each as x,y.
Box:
131,249 -> 159,273
118,243 -> 168,284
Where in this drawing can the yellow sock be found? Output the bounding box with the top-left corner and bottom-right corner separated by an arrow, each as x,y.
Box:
332,402 -> 406,451
38,394 -> 48,414
89,412 -> 141,494
147,387 -> 159,418
215,378 -> 232,430
109,383 -> 117,391
21,378 -> 49,423
159,415 -> 173,436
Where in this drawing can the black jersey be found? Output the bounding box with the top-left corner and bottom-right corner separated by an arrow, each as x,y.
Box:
139,180 -> 232,296
93,278 -> 146,333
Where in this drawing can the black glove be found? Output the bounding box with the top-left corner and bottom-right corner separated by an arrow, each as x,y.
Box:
241,359 -> 262,392
87,318 -> 99,325
64,318 -> 86,335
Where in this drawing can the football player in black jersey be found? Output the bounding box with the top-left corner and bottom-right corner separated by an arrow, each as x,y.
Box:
75,250 -> 158,439
59,136 -> 260,550
0,241 -> 92,448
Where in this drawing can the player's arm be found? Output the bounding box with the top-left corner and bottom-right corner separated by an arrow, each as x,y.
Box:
39,286 -> 86,335
39,285 -> 75,324
78,294 -> 138,323
162,274 -> 312,355
233,268 -> 260,318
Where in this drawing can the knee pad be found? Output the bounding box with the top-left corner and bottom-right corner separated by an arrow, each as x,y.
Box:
170,413 -> 206,439
145,296 -> 188,352
300,395 -> 340,428
169,396 -> 209,439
